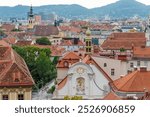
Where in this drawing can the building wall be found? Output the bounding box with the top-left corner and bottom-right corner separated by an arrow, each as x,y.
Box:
49,37 -> 62,45
92,56 -> 128,80
127,60 -> 150,71
57,68 -> 68,83
62,45 -> 84,51
0,87 -> 32,100
56,62 -> 110,99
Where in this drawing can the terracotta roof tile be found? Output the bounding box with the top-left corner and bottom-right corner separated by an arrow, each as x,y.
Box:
111,69 -> 150,92
33,45 -> 64,57
57,52 -> 81,68
101,32 -> 146,50
2,24 -> 15,32
133,47 -> 150,58
34,25 -> 59,36
15,40 -> 32,46
0,44 -> 34,87
63,52 -> 81,60
103,91 -> 121,100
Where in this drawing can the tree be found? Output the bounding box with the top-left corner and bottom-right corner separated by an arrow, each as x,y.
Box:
13,46 -> 56,90
120,48 -> 126,52
36,37 -> 51,45
47,85 -> 55,94
36,52 -> 56,87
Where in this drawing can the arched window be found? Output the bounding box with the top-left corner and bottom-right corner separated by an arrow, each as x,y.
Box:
89,41 -> 91,46
76,77 -> 85,95
63,61 -> 69,67
86,41 -> 88,46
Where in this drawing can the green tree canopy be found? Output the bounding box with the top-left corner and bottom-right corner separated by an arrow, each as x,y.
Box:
13,46 -> 56,90
36,37 -> 51,45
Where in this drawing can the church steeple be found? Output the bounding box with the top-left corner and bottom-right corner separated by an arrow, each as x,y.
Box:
85,28 -> 92,54
27,5 -> 35,29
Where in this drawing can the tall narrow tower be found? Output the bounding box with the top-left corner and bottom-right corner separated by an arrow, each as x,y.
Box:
85,28 -> 92,54
28,5 -> 35,29
146,15 -> 150,46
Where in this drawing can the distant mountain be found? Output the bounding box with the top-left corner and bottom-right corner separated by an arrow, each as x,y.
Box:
91,0 -> 150,18
0,0 -> 150,20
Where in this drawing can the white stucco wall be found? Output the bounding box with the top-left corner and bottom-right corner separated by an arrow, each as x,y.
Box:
57,62 -> 110,99
92,56 -> 127,80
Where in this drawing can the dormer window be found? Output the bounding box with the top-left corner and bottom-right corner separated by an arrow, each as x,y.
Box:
64,61 -> 69,67
13,72 -> 21,82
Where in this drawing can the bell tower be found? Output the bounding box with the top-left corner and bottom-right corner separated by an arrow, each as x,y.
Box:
85,28 -> 92,54
28,5 -> 35,29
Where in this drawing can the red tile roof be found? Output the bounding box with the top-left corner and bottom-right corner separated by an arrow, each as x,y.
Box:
2,24 -> 15,32
33,45 -> 64,57
59,26 -> 81,33
133,47 -> 150,58
103,91 -> 121,100
34,25 -> 59,36
111,69 -> 150,92
101,32 -> 146,50
0,43 -> 34,87
63,52 -> 81,60
15,40 -> 32,46
60,40 -> 84,46
57,52 -> 81,68
3,36 -> 16,45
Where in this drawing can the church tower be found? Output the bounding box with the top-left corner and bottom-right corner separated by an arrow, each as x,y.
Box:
85,28 -> 92,54
27,5 -> 35,29
146,15 -> 150,46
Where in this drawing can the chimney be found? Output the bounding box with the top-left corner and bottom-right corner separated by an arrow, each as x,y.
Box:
140,66 -> 147,72
134,66 -> 138,71
120,75 -> 125,78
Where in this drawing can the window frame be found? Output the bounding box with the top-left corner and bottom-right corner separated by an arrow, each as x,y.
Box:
18,94 -> 24,100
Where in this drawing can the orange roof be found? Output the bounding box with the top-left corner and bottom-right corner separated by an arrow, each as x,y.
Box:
60,39 -> 84,46
112,69 -> 150,92
133,47 -> 150,58
2,24 -> 15,32
57,52 -> 81,68
3,36 -> 16,45
33,45 -> 64,57
60,40 -> 72,46
63,52 -> 81,60
101,32 -> 146,50
58,76 -> 67,90
103,92 -> 121,100
0,44 -> 34,87
15,40 -> 32,46
0,40 -> 10,47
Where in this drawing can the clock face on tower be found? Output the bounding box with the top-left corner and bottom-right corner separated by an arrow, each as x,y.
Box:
76,67 -> 84,74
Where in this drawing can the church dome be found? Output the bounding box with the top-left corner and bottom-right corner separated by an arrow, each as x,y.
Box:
86,28 -> 91,36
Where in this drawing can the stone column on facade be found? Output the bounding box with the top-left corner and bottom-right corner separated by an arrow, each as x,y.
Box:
89,74 -> 94,99
68,74 -> 73,96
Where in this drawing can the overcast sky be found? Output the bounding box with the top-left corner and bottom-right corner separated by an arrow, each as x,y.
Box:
1,0 -> 150,8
